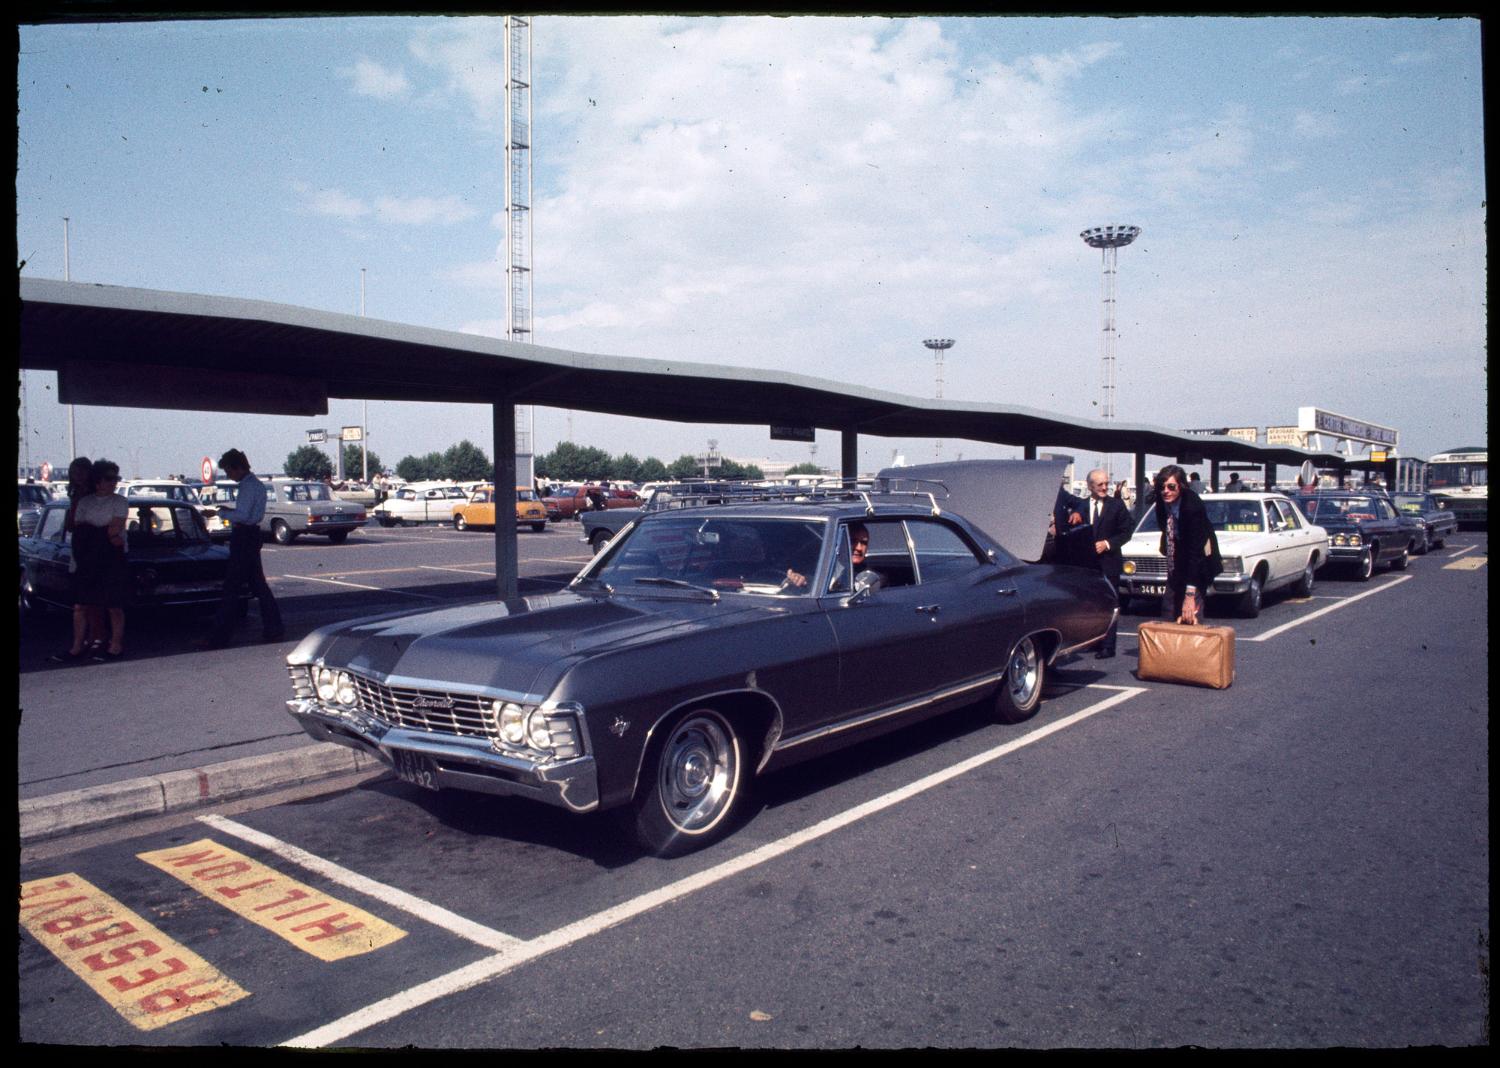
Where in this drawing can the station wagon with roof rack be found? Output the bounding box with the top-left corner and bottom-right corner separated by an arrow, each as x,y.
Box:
285,461 -> 1117,857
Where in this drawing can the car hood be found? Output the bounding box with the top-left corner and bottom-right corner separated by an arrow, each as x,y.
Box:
300,591 -> 768,697
877,459 -> 1069,562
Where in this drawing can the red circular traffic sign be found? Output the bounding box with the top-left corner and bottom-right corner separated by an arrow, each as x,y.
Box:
201,456 -> 216,484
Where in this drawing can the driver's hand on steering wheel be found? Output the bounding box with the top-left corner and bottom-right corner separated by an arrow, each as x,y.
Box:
784,568 -> 807,588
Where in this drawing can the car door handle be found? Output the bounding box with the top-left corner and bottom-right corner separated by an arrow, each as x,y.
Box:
915,604 -> 941,615
996,587 -> 1019,596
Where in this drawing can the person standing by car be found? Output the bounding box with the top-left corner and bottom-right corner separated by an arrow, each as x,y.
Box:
69,459 -> 130,660
1153,464 -> 1222,626
45,456 -> 107,663
196,449 -> 284,649
1069,469 -> 1134,658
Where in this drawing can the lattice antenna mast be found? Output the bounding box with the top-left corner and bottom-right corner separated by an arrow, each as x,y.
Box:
1080,225 -> 1140,473
504,16 -> 535,476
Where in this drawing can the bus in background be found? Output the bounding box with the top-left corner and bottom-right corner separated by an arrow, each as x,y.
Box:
1426,446 -> 1487,528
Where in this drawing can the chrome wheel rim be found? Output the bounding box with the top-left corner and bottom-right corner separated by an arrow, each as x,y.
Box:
657,715 -> 738,834
1007,637 -> 1040,709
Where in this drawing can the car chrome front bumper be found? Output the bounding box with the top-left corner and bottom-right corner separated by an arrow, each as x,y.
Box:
286,698 -> 599,812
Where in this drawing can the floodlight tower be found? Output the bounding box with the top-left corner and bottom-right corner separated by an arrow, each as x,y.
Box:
1081,225 -> 1140,475
924,338 -> 955,462
504,15 -> 535,481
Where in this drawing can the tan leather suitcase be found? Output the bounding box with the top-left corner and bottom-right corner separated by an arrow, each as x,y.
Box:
1137,621 -> 1235,689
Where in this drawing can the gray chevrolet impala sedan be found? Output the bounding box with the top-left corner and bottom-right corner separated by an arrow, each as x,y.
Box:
286,461 -> 1117,856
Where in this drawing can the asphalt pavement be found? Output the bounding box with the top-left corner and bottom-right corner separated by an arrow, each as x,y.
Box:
16,524 -> 1489,854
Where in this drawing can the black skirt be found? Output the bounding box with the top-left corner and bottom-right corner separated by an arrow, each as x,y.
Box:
72,523 -> 131,608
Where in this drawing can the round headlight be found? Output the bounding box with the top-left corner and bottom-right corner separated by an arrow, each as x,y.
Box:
526,709 -> 553,751
1122,560 -> 1136,575
499,703 -> 527,745
336,672 -> 358,706
315,668 -> 338,702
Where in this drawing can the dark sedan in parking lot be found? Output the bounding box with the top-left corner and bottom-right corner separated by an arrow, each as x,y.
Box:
19,497 -> 243,613
1300,491 -> 1410,579
285,461 -> 1117,857
1392,492 -> 1459,554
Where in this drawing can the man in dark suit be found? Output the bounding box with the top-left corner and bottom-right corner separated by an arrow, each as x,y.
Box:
1153,464 -> 1224,625
1066,468 -> 1135,657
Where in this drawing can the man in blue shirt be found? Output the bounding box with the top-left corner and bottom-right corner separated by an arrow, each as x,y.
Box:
198,449 -> 284,648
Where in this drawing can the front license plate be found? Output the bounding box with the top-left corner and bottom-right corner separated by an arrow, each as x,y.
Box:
1135,583 -> 1167,595
392,749 -> 439,791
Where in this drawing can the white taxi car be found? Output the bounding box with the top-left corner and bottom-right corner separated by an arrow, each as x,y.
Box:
371,481 -> 469,526
1119,492 -> 1329,618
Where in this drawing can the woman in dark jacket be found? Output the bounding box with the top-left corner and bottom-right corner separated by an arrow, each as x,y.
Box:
46,456 -> 102,662
1152,464 -> 1223,625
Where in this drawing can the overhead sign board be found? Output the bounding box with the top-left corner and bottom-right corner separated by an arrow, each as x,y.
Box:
1181,427 -> 1230,436
1225,427 -> 1259,444
770,425 -> 815,443
341,426 -> 364,442
306,429 -> 327,444
1370,450 -> 1388,464
1266,425 -> 1307,448
1297,406 -> 1398,447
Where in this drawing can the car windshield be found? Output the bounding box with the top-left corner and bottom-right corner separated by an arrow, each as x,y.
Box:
587,516 -> 826,596
1303,496 -> 1381,521
1136,499 -> 1264,534
18,485 -> 50,506
1392,496 -> 1425,514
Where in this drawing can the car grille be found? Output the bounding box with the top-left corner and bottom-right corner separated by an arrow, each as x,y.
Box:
288,665 -> 496,740
1128,557 -> 1167,578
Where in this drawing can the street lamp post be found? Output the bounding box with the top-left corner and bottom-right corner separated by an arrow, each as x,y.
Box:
923,338 -> 955,462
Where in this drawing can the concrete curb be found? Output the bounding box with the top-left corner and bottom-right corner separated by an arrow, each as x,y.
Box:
19,743 -> 384,843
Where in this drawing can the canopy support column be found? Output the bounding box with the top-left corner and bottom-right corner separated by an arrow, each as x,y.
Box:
492,398 -> 519,602
1263,463 -> 1277,493
1210,458 -> 1220,492
841,429 -> 858,480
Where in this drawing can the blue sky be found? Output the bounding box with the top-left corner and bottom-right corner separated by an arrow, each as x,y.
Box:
17,15 -> 1486,479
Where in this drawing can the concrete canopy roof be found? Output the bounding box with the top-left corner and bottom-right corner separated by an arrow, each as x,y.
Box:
20,279 -> 1344,469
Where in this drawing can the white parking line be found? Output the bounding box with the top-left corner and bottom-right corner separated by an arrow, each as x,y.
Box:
281,574 -> 442,599
283,684 -> 1145,1047
418,564 -> 495,576
1245,574 -> 1413,642
1447,544 -> 1478,558
197,814 -> 523,953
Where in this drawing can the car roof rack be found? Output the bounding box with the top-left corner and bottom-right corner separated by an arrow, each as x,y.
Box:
649,478 -> 947,517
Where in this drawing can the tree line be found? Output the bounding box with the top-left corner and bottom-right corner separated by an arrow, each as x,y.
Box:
284,438 -> 827,484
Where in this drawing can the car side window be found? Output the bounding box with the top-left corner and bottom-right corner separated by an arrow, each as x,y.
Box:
1275,500 -> 1302,529
1266,503 -> 1286,532
906,519 -> 985,582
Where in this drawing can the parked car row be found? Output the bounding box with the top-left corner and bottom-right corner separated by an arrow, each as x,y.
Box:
1116,486 -> 1451,617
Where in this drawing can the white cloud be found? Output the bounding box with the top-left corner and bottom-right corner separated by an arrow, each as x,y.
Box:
293,181 -> 369,219
372,195 -> 477,226
408,17 -> 506,122
340,57 -> 410,99
1293,111 -> 1340,138
292,183 -> 476,226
